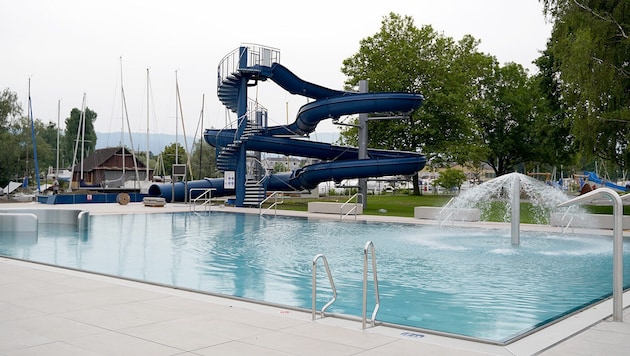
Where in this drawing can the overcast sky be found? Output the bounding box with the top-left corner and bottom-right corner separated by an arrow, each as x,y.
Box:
2,0 -> 551,148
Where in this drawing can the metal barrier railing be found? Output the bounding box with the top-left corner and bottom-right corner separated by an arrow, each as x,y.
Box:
362,241 -> 380,329
438,197 -> 455,226
188,188 -> 216,213
311,254 -> 337,320
259,191 -> 284,216
217,44 -> 280,86
340,193 -> 361,221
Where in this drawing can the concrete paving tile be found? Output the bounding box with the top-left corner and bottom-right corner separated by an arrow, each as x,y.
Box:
9,315 -> 105,341
142,295 -> 232,314
0,300 -> 45,322
238,330 -> 364,356
4,341 -> 101,356
211,306 -> 308,330
117,318 -> 233,350
57,306 -> 170,330
0,323 -> 54,353
193,340 -> 293,356
359,339 -> 495,355
282,321 -> 397,349
65,330 -> 184,355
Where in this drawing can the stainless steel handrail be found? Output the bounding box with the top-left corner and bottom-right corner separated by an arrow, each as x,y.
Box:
362,241 -> 380,329
560,205 -> 577,234
340,193 -> 361,221
312,254 -> 337,320
259,191 -> 284,216
188,188 -> 215,213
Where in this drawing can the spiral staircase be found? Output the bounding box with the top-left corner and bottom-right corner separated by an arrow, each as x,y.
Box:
214,45 -> 279,206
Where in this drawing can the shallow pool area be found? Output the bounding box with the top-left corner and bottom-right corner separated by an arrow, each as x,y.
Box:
0,211 -> 628,344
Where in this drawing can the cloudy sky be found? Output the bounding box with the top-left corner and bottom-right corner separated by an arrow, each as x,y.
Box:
2,0 -> 551,147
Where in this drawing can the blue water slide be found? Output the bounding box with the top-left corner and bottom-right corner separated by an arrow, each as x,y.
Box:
255,63 -> 424,135
149,61 -> 426,201
148,178 -> 232,203
585,171 -> 629,191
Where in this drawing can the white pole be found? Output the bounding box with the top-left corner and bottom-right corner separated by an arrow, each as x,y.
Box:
56,99 -> 60,176
511,176 -> 520,245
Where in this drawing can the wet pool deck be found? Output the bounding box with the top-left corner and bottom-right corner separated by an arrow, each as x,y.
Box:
0,201 -> 629,355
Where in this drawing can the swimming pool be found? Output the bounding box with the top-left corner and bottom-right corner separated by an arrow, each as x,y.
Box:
0,211 -> 628,343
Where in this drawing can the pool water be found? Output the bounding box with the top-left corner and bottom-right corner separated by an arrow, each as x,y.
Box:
1,211 -> 628,343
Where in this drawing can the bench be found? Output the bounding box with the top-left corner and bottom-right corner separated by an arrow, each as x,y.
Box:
308,202 -> 363,215
143,197 -> 166,207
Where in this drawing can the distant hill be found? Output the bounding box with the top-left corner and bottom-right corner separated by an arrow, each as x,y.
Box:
96,132 -> 195,155
96,131 -> 341,154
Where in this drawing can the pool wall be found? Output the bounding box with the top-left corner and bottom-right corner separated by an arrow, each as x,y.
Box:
0,208 -> 89,231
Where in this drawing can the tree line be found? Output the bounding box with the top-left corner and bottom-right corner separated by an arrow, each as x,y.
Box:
0,90 -> 217,186
340,3 -> 627,193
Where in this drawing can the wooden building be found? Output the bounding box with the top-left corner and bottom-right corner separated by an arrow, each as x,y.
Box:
71,147 -> 153,188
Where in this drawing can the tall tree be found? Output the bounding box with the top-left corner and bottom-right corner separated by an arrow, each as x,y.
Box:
64,107 -> 98,168
541,0 -> 630,169
340,13 -> 496,193
471,62 -> 538,175
0,89 -> 24,184
530,48 -> 576,169
160,142 -> 188,177
189,140 -> 218,179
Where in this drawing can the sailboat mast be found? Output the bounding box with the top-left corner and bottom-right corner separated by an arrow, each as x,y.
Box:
175,74 -> 194,180
80,95 -> 86,180
175,71 -> 179,165
146,68 -> 150,181
56,99 -> 60,176
199,93 -> 205,177
28,78 -> 41,193
120,57 -> 125,179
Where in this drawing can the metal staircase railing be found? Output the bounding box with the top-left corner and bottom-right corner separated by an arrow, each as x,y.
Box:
217,44 -> 280,112
340,193 -> 362,221
217,43 -> 280,87
188,188 -> 216,213
259,191 -> 284,216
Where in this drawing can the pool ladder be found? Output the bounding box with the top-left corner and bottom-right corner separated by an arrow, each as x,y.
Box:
362,241 -> 380,329
311,241 -> 381,329
311,254 -> 337,320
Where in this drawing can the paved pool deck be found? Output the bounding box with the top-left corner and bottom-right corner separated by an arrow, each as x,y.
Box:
0,201 -> 629,355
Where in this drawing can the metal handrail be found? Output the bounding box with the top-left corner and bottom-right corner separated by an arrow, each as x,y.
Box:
259,191 -> 284,216
439,210 -> 455,227
188,188 -> 215,213
340,193 -> 361,221
438,197 -> 456,226
362,241 -> 380,329
217,44 -> 280,86
560,205 -> 577,234
312,254 -> 337,320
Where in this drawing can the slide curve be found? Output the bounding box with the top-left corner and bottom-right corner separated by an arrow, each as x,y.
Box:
148,62 -> 425,202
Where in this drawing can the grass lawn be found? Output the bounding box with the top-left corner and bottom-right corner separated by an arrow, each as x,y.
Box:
269,193 -> 628,224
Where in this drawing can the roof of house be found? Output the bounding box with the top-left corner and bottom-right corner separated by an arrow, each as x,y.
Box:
77,147 -> 148,172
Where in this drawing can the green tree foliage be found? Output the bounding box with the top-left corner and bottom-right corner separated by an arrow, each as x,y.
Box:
64,107 -> 98,168
340,13 -> 496,193
541,0 -> 630,169
189,140 -> 218,178
160,142 -> 188,177
471,62 -> 539,175
434,168 -> 467,191
0,89 -> 57,185
0,89 -> 23,184
530,48 -> 576,169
